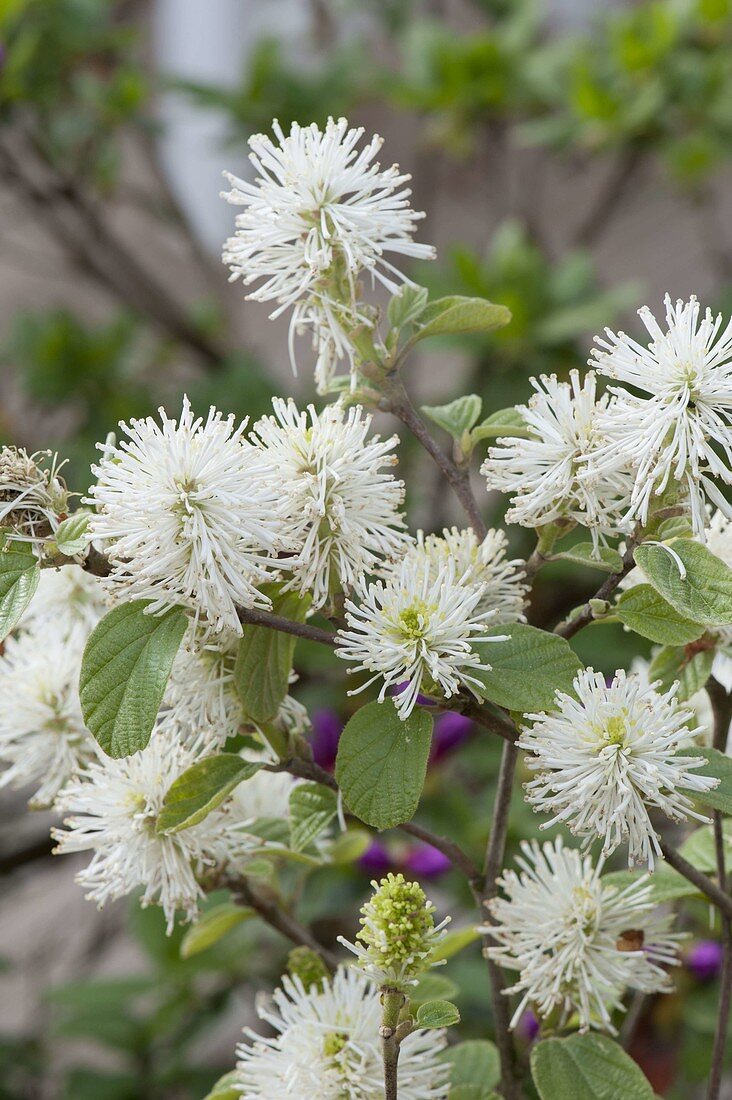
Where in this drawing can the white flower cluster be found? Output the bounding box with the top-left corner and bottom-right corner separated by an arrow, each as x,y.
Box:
234,967 -> 449,1099
395,526 -> 527,624
89,396 -> 409,633
0,567 -> 106,806
0,552 -> 301,928
483,838 -> 680,1034
222,117 -> 434,392
336,556 -> 507,719
89,398 -> 284,634
590,295 -> 732,537
481,370 -> 633,550
52,726 -> 290,933
519,668 -> 715,868
483,296 -> 732,544
250,399 -> 407,608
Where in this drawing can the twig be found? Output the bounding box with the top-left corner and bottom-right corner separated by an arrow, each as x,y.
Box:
572,145 -> 645,248
480,742 -> 522,1100
554,538 -> 638,640
380,989 -> 408,1100
0,126 -> 227,369
707,680 -> 732,1100
230,875 -> 340,970
383,380 -> 487,539
266,756 -> 483,886
620,990 -> 648,1051
236,605 -> 336,647
659,841 -> 732,921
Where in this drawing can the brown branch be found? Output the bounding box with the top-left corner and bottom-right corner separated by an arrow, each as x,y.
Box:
266,756 -> 483,886
236,605 -> 336,647
659,841 -> 732,921
0,126 -> 227,369
572,145 -> 645,248
383,380 -> 488,539
480,742 -> 522,1100
553,538 -> 638,640
231,876 -> 340,970
707,680 -> 732,1100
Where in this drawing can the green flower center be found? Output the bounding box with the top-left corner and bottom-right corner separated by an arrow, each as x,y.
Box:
604,715 -> 627,747
398,603 -> 431,640
323,1031 -> 348,1059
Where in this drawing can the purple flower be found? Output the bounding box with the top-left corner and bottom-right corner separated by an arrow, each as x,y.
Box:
403,843 -> 451,879
430,712 -> 473,762
310,709 -> 342,770
358,840 -> 393,875
686,940 -> 724,982
517,1010 -> 540,1042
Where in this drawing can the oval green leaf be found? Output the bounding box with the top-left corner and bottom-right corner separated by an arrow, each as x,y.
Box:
415,999 -> 461,1029
289,782 -> 338,852
413,296 -> 511,342
471,407 -> 531,443
180,902 -> 255,959
422,395 -> 482,440
614,584 -> 705,645
54,511 -> 92,556
234,587 -> 310,724
647,644 -> 715,699
473,624 -> 582,713
440,1039 -> 500,1097
530,1034 -> 654,1100
335,701 -> 433,830
79,600 -> 187,758
634,540 -> 732,627
158,754 -> 264,833
0,543 -> 39,640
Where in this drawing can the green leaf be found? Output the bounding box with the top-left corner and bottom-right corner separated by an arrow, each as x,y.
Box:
655,516 -> 694,541
180,903 -> 254,959
412,296 -> 511,343
288,782 -> 338,851
0,542 -> 39,640
554,542 -> 624,573
412,973 -> 460,1005
203,1072 -> 240,1100
473,624 -> 583,713
634,540 -> 732,627
157,754 -> 264,833
415,999 -> 461,1029
329,828 -> 372,864
234,586 -> 310,724
614,584 -> 705,645
449,1087 -> 484,1100
334,701 -> 433,830
79,601 -> 187,758
387,284 -> 429,329
440,1040 -> 500,1097
680,821 -> 732,872
471,407 -> 531,442
601,864 -> 695,904
422,395 -> 482,441
679,747 -> 732,815
531,1034 -> 654,1100
54,511 -> 91,556
647,645 -> 715,699
430,925 -> 481,963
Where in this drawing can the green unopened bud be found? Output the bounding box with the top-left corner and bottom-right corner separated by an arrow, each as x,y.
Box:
287,946 -> 329,991
338,872 -> 449,990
